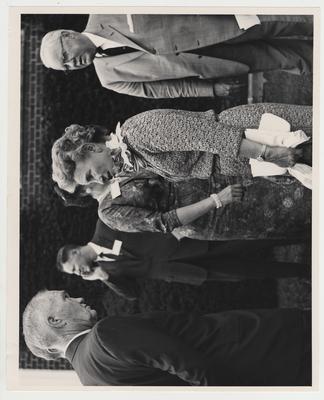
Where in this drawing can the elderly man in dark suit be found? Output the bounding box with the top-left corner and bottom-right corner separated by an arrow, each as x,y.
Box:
56,219 -> 310,300
23,289 -> 311,386
40,14 -> 313,98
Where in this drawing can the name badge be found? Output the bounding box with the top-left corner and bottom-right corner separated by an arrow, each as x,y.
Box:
110,179 -> 121,199
235,15 -> 261,30
112,240 -> 122,255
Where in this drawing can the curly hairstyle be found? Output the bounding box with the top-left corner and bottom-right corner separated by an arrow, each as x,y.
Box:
51,124 -> 108,193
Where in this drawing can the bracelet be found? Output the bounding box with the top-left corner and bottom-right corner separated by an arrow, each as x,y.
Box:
210,193 -> 222,208
256,144 -> 267,162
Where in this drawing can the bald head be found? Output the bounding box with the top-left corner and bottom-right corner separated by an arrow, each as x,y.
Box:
23,290 -> 97,360
22,290 -> 61,360
40,29 -> 97,70
40,30 -> 65,69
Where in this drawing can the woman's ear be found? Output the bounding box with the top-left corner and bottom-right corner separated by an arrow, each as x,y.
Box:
82,143 -> 103,153
47,316 -> 66,328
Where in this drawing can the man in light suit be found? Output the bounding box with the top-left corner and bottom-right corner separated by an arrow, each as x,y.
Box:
23,289 -> 311,386
56,219 -> 310,300
40,14 -> 313,98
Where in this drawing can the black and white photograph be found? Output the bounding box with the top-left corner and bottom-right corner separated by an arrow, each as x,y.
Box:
3,5 -> 320,392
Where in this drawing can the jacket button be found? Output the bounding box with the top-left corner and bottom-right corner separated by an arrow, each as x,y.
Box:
198,55 -> 203,59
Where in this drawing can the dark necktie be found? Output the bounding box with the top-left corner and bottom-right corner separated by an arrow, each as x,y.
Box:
100,249 -> 138,260
97,46 -> 137,57
99,252 -> 119,260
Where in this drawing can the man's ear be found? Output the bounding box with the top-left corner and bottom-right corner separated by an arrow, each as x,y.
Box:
47,316 -> 66,328
61,30 -> 73,39
47,347 -> 60,355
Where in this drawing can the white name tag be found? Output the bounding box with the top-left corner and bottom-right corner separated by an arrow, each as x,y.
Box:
110,179 -> 121,199
235,15 -> 261,30
112,240 -> 122,255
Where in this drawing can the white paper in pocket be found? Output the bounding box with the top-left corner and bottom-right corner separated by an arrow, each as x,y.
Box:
112,240 -> 123,255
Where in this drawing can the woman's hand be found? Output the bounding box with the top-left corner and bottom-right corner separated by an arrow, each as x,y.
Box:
264,146 -> 303,168
213,82 -> 246,97
216,184 -> 244,206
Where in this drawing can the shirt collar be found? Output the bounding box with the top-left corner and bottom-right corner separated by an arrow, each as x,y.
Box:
63,329 -> 91,357
88,242 -> 119,261
88,241 -> 109,256
82,32 -> 121,50
82,32 -> 108,48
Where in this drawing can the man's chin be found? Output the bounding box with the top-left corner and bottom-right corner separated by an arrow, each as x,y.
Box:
90,309 -> 98,322
81,265 -> 97,276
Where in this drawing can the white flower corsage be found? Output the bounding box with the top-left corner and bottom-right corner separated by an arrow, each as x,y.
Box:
105,122 -> 133,168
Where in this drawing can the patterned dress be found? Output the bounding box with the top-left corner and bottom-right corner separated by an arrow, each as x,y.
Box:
98,172 -> 311,241
121,103 -> 312,179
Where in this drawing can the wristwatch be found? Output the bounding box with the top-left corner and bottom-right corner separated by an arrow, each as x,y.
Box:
256,144 -> 267,162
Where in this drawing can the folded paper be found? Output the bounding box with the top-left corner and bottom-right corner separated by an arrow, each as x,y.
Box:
245,113 -> 311,189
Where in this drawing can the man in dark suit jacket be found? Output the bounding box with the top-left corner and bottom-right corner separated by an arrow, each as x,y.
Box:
40,14 -> 313,98
23,289 -> 311,386
56,219 -> 310,300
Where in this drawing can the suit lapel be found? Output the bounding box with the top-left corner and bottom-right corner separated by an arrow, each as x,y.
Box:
86,24 -> 152,53
105,26 -> 152,53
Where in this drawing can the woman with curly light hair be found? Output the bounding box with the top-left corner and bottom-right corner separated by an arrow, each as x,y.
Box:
51,124 -> 109,192
50,103 -> 312,241
52,103 -> 312,193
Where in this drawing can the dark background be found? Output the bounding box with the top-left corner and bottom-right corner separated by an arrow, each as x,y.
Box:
20,14 -> 312,369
